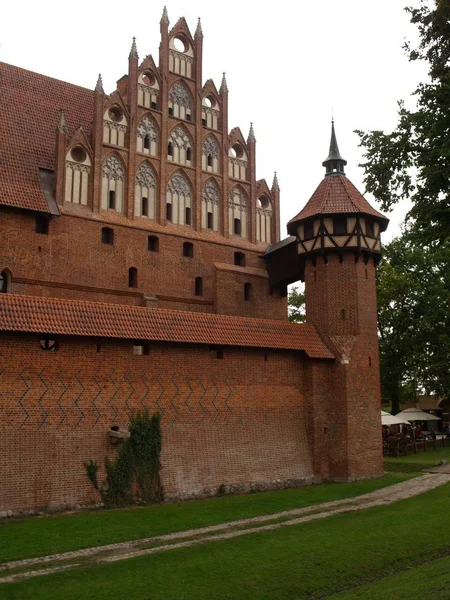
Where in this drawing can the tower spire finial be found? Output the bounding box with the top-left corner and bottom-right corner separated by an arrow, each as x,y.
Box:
248,122 -> 256,143
94,73 -> 104,95
220,72 -> 228,93
56,109 -> 67,134
272,171 -> 280,192
129,36 -> 138,59
322,120 -> 347,177
160,6 -> 169,25
195,17 -> 203,38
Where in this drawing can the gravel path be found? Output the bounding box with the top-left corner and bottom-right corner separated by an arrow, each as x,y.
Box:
1,472 -> 449,584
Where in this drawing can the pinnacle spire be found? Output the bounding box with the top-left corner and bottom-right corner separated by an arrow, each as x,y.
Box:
94,73 -> 104,94
322,120 -> 347,177
248,122 -> 256,143
220,72 -> 228,93
56,109 -> 66,134
160,6 -> 169,25
272,171 -> 280,192
195,17 -> 203,37
129,37 -> 138,59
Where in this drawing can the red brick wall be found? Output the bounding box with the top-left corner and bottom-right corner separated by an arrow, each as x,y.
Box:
305,254 -> 383,480
0,207 -> 284,318
0,334 -> 315,511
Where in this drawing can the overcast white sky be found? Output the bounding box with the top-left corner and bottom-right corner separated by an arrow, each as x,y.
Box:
1,0 -> 427,242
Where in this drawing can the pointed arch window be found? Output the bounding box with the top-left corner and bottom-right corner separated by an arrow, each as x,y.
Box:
168,126 -> 193,166
202,179 -> 220,232
256,195 -> 272,244
168,82 -> 192,121
135,162 -> 157,219
228,186 -> 248,238
169,36 -> 194,77
65,146 -> 91,205
228,143 -> 248,180
166,172 -> 192,226
103,106 -> 127,147
101,155 -> 125,213
138,71 -> 160,109
137,115 -> 158,156
202,136 -> 220,173
202,94 -> 220,130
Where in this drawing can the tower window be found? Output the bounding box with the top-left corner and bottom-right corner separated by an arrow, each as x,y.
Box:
128,267 -> 138,288
101,227 -> 114,245
151,101 -> 157,110
303,220 -> 314,240
183,242 -> 193,258
186,113 -> 192,122
148,235 -> 159,252
366,220 -> 375,237
207,212 -> 213,229
168,142 -> 173,158
207,154 -> 213,167
168,107 -> 174,116
244,282 -> 252,301
333,216 -> 347,235
234,252 -> 246,267
195,277 -> 203,296
185,207 -> 191,225
234,218 -> 241,236
35,215 -> 49,235
166,203 -> 173,221
143,135 -> 150,150
142,197 -> 149,217
186,147 -> 192,162
108,190 -> 116,210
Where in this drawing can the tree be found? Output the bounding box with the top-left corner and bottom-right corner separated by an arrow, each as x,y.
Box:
356,0 -> 450,407
288,286 -> 306,323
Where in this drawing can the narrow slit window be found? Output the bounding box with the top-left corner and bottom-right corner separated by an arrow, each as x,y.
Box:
101,227 -> 114,245
143,135 -> 150,150
35,215 -> 49,235
168,107 -> 174,116
207,154 -> 213,167
186,147 -> 192,162
185,206 -> 191,225
167,142 -> 173,158
366,220 -> 375,237
183,242 -> 193,258
195,277 -> 203,296
128,267 -> 138,288
234,252 -> 246,267
151,101 -> 157,110
234,218 -> 241,236
148,236 -> 159,252
244,282 -> 252,301
207,212 -> 213,229
0,270 -> 10,293
166,203 -> 172,222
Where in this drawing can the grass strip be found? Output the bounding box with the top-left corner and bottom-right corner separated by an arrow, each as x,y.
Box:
1,481 -> 449,599
330,552 -> 450,599
0,472 -> 412,563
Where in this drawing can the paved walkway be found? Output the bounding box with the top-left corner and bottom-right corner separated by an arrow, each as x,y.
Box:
1,472 -> 450,584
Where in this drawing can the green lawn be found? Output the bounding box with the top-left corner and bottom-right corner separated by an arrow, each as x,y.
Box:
332,554 -> 450,599
0,473 -> 411,563
2,482 -> 450,600
384,445 -> 450,473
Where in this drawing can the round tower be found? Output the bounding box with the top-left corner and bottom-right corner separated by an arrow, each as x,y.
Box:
288,122 -> 389,481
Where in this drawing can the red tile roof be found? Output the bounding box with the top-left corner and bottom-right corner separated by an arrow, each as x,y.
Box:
0,294 -> 334,359
0,62 -> 94,213
288,175 -> 388,232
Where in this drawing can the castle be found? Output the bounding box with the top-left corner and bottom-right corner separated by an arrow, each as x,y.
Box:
0,9 -> 388,511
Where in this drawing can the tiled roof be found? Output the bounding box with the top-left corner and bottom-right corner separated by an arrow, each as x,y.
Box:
0,62 -> 94,213
288,175 -> 389,231
0,294 -> 334,359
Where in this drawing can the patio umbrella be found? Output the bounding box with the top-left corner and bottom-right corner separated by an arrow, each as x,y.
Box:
381,411 -> 411,426
396,408 -> 441,422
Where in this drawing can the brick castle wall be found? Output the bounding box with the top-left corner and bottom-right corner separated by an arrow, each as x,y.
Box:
0,335 -> 314,511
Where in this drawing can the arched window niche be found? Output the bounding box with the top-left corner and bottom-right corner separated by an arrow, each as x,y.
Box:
135,162 -> 157,219
202,136 -> 220,173
64,145 -> 91,205
256,195 -> 272,243
228,186 -> 248,238
168,82 -> 192,121
101,155 -> 125,213
166,172 -> 193,226
137,115 -> 158,156
0,270 -> 11,293
202,179 -> 220,232
167,126 -> 193,166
